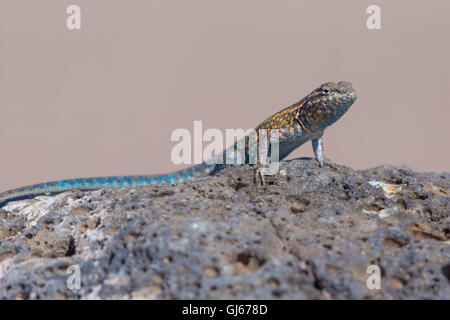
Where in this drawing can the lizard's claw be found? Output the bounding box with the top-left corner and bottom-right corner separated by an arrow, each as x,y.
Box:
253,164 -> 266,186
320,157 -> 340,170
317,158 -> 324,167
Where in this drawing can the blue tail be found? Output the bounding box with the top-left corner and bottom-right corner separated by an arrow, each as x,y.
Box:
0,163 -> 218,207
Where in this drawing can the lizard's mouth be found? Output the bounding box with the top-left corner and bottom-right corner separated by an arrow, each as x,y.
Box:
333,82 -> 357,117
338,81 -> 357,107
348,91 -> 357,104
338,81 -> 357,98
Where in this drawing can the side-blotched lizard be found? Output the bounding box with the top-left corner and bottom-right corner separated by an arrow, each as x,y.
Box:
0,81 -> 357,207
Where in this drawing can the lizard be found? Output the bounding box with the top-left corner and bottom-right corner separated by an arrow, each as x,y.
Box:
0,81 -> 357,207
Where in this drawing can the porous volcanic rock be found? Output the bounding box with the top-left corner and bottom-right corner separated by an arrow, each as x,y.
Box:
0,159 -> 449,299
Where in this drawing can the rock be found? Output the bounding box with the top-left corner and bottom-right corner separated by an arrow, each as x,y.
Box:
0,159 -> 449,299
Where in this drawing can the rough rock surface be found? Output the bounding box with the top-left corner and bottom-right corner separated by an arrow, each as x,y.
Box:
0,159 -> 449,299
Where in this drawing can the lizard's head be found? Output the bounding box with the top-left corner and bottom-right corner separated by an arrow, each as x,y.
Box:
300,81 -> 357,127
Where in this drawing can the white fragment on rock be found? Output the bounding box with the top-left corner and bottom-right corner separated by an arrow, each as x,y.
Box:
2,191 -> 81,226
3,200 -> 34,212
411,208 -> 423,215
368,180 -> 403,198
34,195 -> 54,201
190,221 -> 208,232
66,197 -> 77,206
3,196 -> 59,226
19,199 -> 56,224
91,189 -> 105,196
378,207 -> 398,218
363,207 -> 398,219
362,209 -> 377,215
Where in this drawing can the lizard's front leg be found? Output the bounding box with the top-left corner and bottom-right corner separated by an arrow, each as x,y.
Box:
253,164 -> 266,186
312,136 -> 324,167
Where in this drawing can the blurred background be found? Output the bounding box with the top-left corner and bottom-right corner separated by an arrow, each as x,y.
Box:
0,0 -> 449,191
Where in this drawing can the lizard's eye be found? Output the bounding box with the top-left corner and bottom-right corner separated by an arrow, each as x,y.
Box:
321,87 -> 330,95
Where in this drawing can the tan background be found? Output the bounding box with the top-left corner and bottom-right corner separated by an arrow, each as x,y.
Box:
0,0 -> 449,191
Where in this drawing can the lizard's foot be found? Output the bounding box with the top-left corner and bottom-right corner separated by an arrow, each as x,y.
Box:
320,158 -> 340,170
316,158 -> 324,167
253,164 -> 266,186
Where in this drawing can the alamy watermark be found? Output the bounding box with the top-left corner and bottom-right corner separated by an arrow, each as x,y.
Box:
170,121 -> 280,175
366,5 -> 381,30
66,5 -> 81,30
366,264 -> 381,290
66,264 -> 81,290
65,5 -> 381,31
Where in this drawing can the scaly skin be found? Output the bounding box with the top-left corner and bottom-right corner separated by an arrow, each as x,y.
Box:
0,81 -> 357,207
